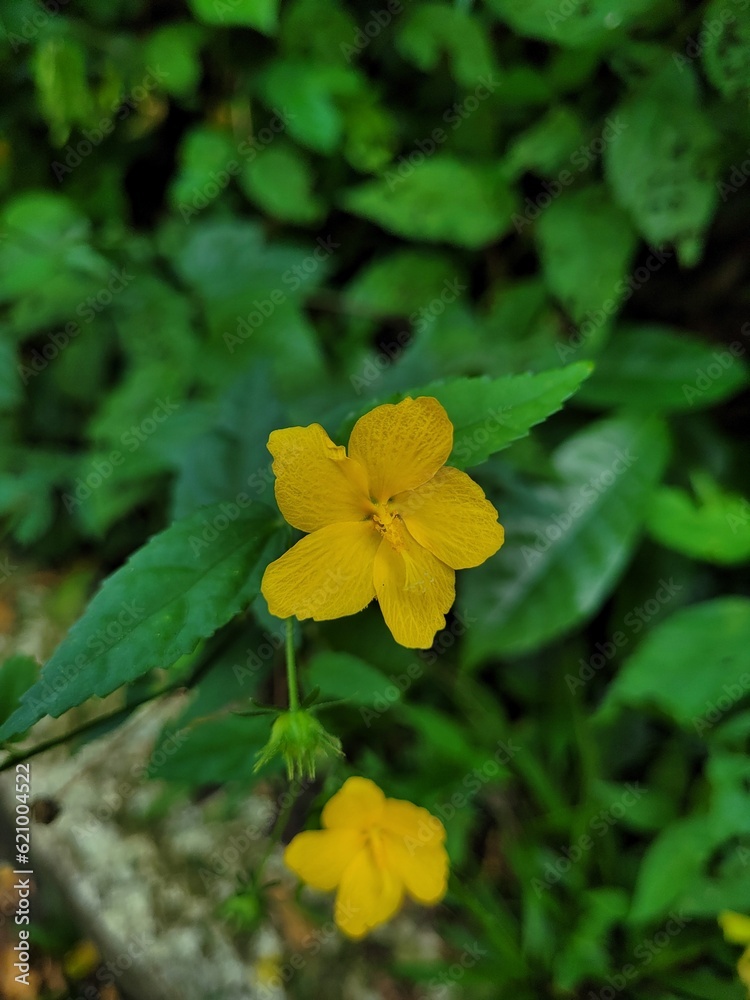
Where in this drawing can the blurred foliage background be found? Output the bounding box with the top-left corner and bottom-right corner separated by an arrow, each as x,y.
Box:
1,0 -> 750,997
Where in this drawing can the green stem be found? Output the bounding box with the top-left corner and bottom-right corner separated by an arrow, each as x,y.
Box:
285,618 -> 300,711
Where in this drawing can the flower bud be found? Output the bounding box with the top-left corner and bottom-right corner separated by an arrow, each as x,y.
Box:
254,710 -> 343,780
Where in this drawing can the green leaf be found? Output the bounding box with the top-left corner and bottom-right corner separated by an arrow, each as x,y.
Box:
143,23 -> 205,98
258,60 -> 359,153
172,366 -> 285,517
0,503 -> 286,741
169,126 -> 238,213
306,651 -> 395,707
459,415 -> 670,664
342,157 -> 516,248
598,597 -> 750,730
429,364 -> 594,469
33,35 -> 93,145
0,656 -> 39,730
280,0 -> 358,65
708,751 -> 750,841
239,141 -> 324,223
485,0 -> 657,48
536,185 -> 638,322
343,249 -> 463,318
702,0 -> 750,98
187,0 -> 279,34
629,816 -> 713,924
647,479 -> 750,565
604,65 -> 719,263
502,106 -> 587,179
576,324 -> 750,411
396,3 -> 496,86
0,192 -> 105,307
337,363 -> 593,469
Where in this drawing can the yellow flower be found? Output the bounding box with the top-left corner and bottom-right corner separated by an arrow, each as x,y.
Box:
261,396 -> 504,648
283,776 -> 448,939
719,911 -> 750,997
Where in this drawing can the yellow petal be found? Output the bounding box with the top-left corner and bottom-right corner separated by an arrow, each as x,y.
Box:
268,424 -> 371,532
261,522 -> 380,621
348,396 -> 453,503
720,911 -> 750,945
335,847 -> 404,939
381,798 -> 446,848
323,777 -> 386,830
396,466 -> 505,570
373,521 -> 455,648
383,836 -> 449,906
283,828 -> 364,891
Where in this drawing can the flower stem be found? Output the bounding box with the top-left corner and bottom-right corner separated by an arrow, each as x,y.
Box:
285,618 -> 300,711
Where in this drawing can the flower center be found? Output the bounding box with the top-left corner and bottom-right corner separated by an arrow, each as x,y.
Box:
370,504 -> 406,551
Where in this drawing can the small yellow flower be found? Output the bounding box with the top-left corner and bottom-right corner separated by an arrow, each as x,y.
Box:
720,911 -> 750,997
284,776 -> 448,939
261,396 -> 504,648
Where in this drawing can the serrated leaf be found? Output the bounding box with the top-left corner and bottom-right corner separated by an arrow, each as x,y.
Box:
0,656 -> 39,730
577,324 -> 750,411
342,157 -> 516,249
0,503 -> 286,741
459,415 -> 670,664
536,185 -> 638,322
337,364 -> 593,470
598,597 -> 750,730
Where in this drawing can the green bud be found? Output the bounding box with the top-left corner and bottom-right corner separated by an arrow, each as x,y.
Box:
254,710 -> 343,781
